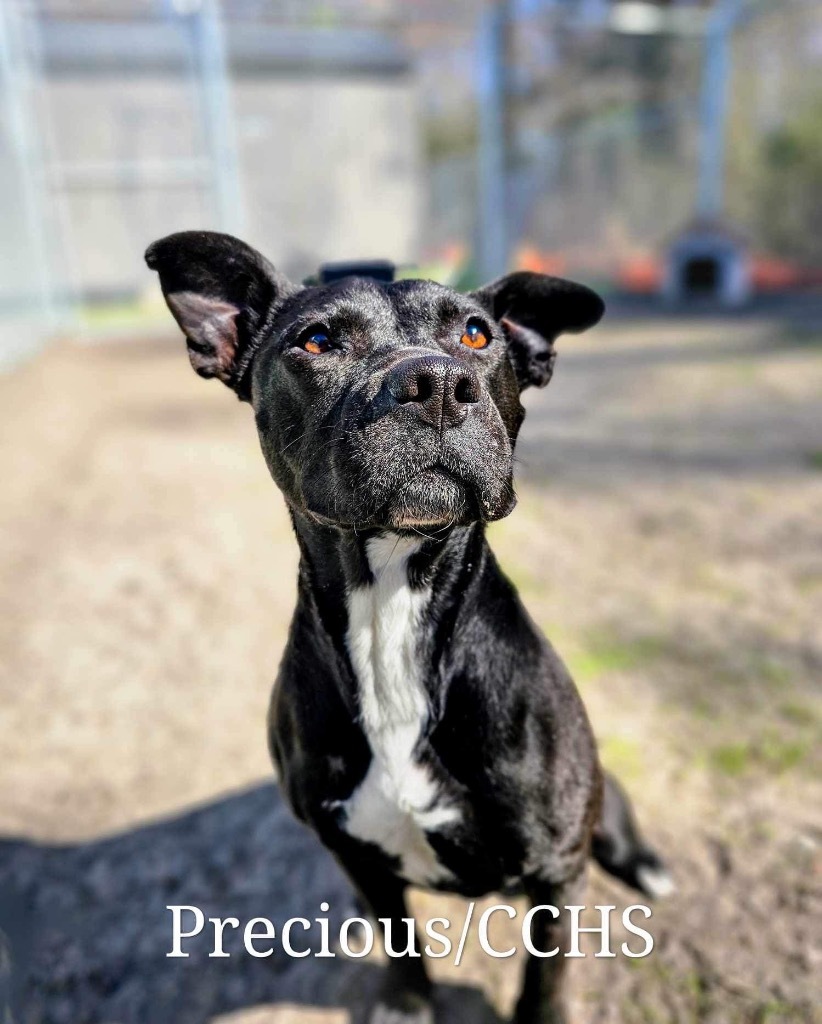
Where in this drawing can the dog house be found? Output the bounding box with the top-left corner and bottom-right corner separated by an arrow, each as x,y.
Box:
663,220 -> 751,307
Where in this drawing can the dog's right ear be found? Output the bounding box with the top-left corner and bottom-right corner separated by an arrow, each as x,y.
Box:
145,231 -> 296,399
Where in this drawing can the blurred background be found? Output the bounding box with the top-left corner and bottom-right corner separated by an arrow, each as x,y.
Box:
1,2 -> 820,1023
3,0 -> 822,355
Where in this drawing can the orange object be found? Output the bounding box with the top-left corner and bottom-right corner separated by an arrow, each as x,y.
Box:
750,256 -> 803,292
616,256 -> 662,294
515,245 -> 567,277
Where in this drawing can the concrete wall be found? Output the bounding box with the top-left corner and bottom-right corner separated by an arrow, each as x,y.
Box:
234,76 -> 421,276
45,70 -> 421,299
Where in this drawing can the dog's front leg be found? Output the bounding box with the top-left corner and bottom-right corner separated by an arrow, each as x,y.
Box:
513,878 -> 582,1024
340,858 -> 433,1024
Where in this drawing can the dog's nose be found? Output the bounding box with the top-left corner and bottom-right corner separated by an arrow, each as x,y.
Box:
387,355 -> 481,430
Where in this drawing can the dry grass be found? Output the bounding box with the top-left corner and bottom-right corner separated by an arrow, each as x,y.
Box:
1,312 -> 820,1022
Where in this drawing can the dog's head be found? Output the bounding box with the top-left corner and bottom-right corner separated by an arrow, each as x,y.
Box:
146,231 -> 603,530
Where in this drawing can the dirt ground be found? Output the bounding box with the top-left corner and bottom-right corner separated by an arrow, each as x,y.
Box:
1,307 -> 820,1024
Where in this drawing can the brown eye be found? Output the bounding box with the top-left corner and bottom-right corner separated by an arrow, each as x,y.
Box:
460,321 -> 489,350
302,331 -> 332,355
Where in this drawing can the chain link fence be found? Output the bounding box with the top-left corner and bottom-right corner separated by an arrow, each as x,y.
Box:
2,0 -> 822,363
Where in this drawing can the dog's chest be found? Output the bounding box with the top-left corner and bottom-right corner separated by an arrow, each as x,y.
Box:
335,535 -> 459,886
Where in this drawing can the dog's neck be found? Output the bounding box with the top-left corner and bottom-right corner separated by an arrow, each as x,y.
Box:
286,509 -> 540,727
290,512 -> 489,673
289,510 -> 484,620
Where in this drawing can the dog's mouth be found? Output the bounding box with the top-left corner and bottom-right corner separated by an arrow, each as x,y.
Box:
384,466 -> 478,529
299,430 -> 516,531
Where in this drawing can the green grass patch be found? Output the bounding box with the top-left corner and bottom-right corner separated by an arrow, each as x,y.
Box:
805,449 -> 822,470
756,657 -> 794,687
711,653 -> 794,691
710,742 -> 752,776
566,630 -> 667,684
599,735 -> 644,782
618,960 -> 717,1024
710,734 -> 811,778
689,695 -> 716,719
779,700 -> 817,726
756,1000 -> 810,1023
759,734 -> 811,773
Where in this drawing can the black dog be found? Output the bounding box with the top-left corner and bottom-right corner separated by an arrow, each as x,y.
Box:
146,232 -> 671,1024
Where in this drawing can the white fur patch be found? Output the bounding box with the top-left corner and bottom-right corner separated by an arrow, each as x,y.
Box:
337,534 -> 459,885
636,864 -> 676,899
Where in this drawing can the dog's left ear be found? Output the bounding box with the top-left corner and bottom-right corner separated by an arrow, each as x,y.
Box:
145,230 -> 297,400
471,271 -> 604,390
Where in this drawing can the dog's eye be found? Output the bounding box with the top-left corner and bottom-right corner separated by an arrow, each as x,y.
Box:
460,321 -> 490,350
302,331 -> 333,355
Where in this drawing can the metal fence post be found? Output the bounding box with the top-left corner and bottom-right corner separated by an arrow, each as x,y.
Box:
696,0 -> 746,220
182,0 -> 246,236
477,1 -> 510,283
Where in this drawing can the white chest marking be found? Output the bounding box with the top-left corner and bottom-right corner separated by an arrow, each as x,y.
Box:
338,534 -> 459,885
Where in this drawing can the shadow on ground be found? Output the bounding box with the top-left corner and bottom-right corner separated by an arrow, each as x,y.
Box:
0,784 -> 498,1024
516,321 -> 822,485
